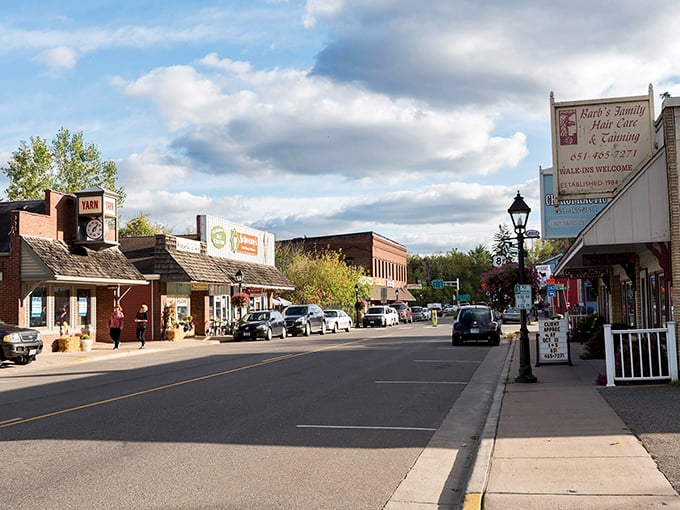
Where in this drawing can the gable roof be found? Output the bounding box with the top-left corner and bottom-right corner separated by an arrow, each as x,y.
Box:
21,235 -> 147,285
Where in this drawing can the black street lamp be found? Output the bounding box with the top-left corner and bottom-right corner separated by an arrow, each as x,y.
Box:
354,284 -> 360,328
235,269 -> 244,320
508,191 -> 537,384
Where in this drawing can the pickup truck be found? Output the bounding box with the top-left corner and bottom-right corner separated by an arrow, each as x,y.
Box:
0,321 -> 43,365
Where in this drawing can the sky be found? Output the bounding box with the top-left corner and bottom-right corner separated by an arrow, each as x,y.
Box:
1,0 -> 679,255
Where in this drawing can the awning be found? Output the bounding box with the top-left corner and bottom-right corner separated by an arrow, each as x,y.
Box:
369,285 -> 416,302
554,150 -> 670,276
21,236 -> 148,286
273,296 -> 292,307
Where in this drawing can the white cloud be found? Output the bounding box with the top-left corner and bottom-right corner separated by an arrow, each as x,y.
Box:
34,46 -> 77,72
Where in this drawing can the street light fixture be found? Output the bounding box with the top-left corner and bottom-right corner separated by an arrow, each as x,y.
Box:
354,284 -> 360,328
235,269 -> 244,320
508,191 -> 537,384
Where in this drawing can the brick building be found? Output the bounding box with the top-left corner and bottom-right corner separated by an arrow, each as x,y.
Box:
0,188 -> 147,346
277,231 -> 415,303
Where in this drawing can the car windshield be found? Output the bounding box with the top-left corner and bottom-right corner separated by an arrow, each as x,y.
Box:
324,311 -> 338,317
285,306 -> 308,316
367,307 -> 385,314
459,308 -> 492,325
245,312 -> 270,321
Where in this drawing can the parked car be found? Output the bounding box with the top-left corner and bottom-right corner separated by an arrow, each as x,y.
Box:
411,306 -> 427,321
323,309 -> 353,332
452,305 -> 500,346
363,306 -> 399,327
501,307 -> 522,323
391,302 -> 413,323
0,321 -> 43,365
284,304 -> 326,336
233,310 -> 286,341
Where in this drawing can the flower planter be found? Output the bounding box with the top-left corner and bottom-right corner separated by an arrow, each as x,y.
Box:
80,338 -> 93,352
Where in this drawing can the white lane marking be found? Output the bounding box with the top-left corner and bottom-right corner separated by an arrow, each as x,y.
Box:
413,359 -> 480,363
297,424 -> 436,431
375,380 -> 466,385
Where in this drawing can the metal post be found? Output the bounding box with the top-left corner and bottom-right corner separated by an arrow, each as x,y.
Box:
515,230 -> 537,383
355,284 -> 360,328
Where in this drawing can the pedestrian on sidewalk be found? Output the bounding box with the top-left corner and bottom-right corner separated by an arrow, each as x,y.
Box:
135,304 -> 149,349
108,305 -> 125,349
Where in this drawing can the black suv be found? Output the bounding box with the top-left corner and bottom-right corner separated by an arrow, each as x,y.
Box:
284,304 -> 326,336
0,321 -> 43,365
452,305 -> 500,346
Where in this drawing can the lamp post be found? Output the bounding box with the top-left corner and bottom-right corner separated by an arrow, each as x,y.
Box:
235,269 -> 244,320
354,284 -> 360,328
508,191 -> 537,384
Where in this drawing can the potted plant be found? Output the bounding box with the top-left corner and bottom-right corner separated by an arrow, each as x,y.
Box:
79,333 -> 93,352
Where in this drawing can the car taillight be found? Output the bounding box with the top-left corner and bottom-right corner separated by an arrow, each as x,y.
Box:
453,322 -> 462,331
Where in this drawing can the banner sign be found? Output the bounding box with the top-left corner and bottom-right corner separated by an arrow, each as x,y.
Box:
550,87 -> 654,201
540,169 -> 609,239
199,215 -> 275,266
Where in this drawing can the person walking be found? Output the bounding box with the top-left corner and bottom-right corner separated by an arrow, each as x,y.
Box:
108,305 -> 125,349
135,304 -> 149,349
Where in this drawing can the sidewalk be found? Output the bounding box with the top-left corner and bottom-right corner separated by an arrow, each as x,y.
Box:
464,336 -> 680,510
24,336 -> 222,370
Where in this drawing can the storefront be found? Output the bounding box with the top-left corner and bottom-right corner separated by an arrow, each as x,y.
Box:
0,189 -> 148,344
119,216 -> 293,341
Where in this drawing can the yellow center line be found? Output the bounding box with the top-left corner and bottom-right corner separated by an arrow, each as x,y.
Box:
1,336 -> 373,429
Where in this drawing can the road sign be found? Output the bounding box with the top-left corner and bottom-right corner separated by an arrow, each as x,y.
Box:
431,279 -> 444,289
458,293 -> 471,303
492,255 -> 506,267
525,229 -> 540,238
547,284 -> 556,297
514,284 -> 532,309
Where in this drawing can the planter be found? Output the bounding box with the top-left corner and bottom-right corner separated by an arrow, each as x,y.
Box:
80,338 -> 93,352
56,336 -> 81,353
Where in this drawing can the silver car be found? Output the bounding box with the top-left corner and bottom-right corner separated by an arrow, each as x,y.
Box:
323,309 -> 353,332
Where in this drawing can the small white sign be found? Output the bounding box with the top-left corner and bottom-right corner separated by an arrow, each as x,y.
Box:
492,255 -> 506,267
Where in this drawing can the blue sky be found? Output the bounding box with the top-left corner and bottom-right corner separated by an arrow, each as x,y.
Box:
1,0 -> 678,255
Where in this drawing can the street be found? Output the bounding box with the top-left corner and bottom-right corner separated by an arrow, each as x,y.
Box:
0,317 -> 509,509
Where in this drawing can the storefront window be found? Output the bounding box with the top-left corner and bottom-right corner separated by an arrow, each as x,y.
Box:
54,287 -> 71,329
76,289 -> 91,327
29,287 -> 47,327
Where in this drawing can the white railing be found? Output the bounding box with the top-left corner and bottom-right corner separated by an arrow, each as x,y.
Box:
604,322 -> 678,387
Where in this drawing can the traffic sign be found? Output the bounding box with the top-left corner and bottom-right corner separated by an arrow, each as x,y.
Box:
514,284 -> 532,309
492,255 -> 506,267
525,229 -> 540,238
431,279 -> 444,289
547,284 -> 556,297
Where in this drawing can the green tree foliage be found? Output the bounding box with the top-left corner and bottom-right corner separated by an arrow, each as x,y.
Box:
480,262 -> 540,310
407,245 -> 493,305
278,248 -> 369,311
119,211 -> 169,237
2,128 -> 125,203
525,238 -> 561,265
492,224 -> 517,261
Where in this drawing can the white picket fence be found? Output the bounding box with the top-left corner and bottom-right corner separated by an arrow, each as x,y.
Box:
604,322 -> 678,387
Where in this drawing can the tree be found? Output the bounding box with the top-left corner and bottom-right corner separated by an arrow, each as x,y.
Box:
119,212 -> 169,237
480,262 -> 540,311
526,238 -> 561,265
278,248 -> 369,311
492,224 -> 517,261
2,128 -> 125,203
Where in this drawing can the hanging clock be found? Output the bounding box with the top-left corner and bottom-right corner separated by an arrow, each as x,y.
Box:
85,218 -> 103,239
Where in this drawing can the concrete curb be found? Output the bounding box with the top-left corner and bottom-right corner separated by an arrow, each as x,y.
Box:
462,337 -> 516,510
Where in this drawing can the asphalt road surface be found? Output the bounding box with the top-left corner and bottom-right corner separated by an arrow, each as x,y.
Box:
0,317 -> 503,509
